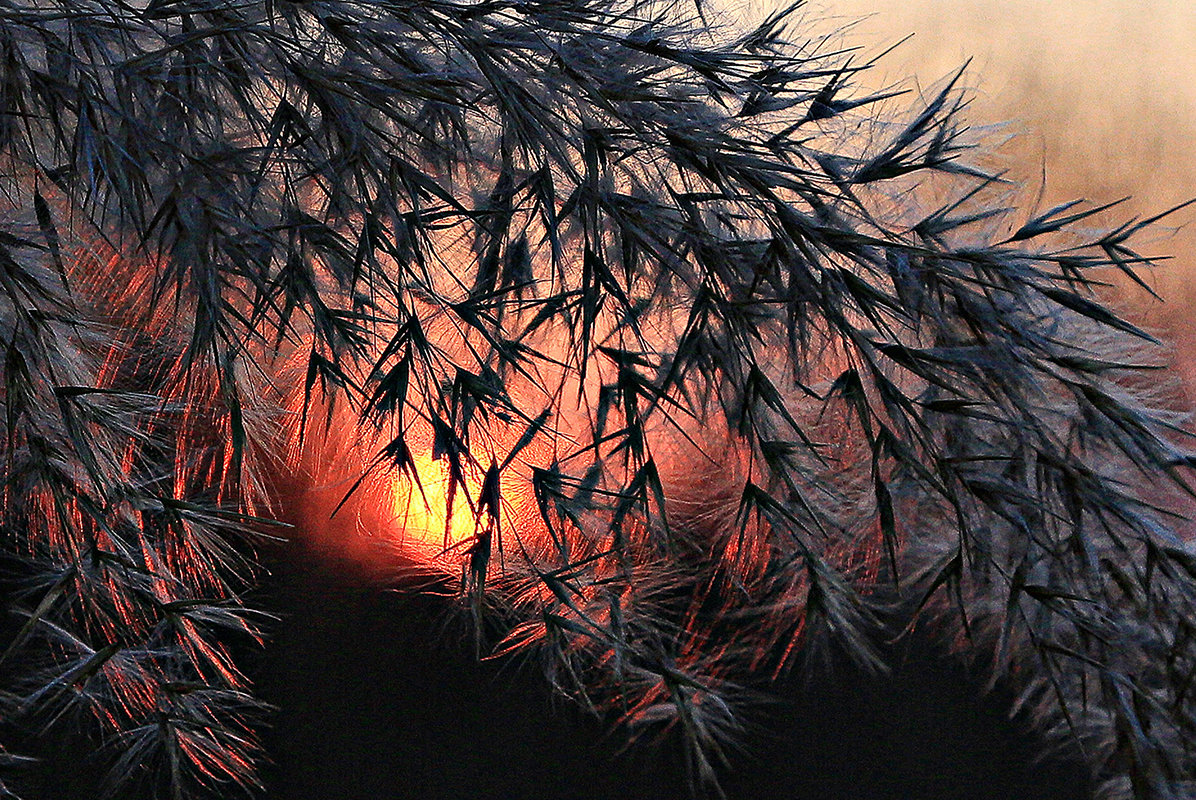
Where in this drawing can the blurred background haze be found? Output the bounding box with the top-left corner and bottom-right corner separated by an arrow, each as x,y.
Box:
751,0 -> 1196,385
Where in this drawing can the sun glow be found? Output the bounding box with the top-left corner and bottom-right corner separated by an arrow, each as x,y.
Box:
391,449 -> 488,553
387,429 -> 554,558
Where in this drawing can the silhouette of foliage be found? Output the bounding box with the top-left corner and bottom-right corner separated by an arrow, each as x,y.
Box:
0,1 -> 1194,798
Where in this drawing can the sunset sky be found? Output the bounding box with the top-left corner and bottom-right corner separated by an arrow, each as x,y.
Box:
774,0 -> 1196,379
5,5 -> 1193,798
822,0 -> 1196,198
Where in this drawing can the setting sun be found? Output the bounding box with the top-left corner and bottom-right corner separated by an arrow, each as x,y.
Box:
6,2 -> 1196,799
386,425 -> 554,558
391,448 -> 487,553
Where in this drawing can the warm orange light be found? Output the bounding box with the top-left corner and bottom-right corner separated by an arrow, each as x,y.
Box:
391,449 -> 486,553
387,427 -> 554,558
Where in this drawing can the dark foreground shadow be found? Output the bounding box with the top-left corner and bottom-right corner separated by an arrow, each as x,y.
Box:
2,534 -> 1094,800
254,548 -> 1093,800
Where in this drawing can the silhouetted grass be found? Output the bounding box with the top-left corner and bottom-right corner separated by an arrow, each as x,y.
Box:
0,2 -> 1194,798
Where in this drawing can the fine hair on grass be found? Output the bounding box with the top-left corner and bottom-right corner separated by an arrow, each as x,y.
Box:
0,1 -> 1194,799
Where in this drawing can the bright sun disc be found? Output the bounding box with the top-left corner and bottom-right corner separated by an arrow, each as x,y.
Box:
387,427 -> 554,558
391,449 -> 487,554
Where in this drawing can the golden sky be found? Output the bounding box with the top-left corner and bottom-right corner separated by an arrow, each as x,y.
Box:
820,0 -> 1196,197
738,0 -> 1196,377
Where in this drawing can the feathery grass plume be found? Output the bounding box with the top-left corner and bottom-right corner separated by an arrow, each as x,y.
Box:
0,1 -> 1193,798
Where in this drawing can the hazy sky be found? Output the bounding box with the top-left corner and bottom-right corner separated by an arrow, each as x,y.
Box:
819,0 -> 1196,196
737,0 -> 1196,374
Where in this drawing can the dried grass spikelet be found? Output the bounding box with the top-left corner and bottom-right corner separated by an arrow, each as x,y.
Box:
1,1 -> 1195,799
